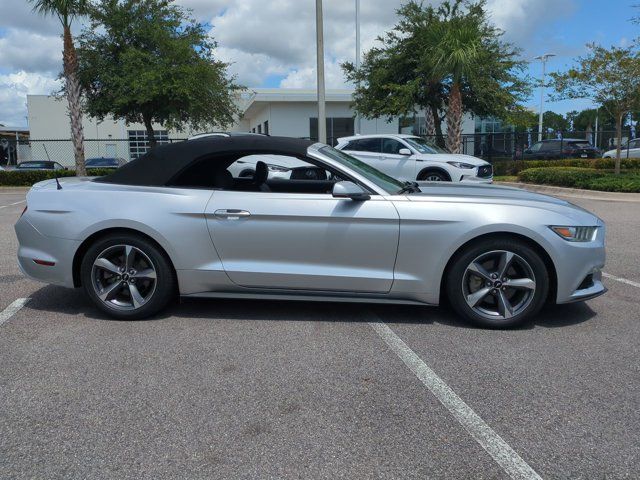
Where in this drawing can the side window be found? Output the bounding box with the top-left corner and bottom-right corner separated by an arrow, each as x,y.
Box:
540,141 -> 556,151
529,142 -> 542,152
348,138 -> 381,153
630,139 -> 640,149
382,138 -> 404,155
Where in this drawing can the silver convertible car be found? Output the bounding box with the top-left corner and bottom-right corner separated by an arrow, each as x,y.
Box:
15,136 -> 606,328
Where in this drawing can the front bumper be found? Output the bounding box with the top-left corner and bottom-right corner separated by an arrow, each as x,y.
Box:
15,216 -> 79,288
460,175 -> 493,184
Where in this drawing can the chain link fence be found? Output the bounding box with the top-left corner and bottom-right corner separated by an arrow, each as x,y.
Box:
0,131 -> 635,168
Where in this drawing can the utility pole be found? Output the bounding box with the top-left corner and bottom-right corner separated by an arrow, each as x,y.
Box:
355,0 -> 361,135
316,0 -> 327,144
535,53 -> 556,142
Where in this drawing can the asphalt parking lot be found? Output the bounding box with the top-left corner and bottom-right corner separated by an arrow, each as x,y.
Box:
0,187 -> 638,479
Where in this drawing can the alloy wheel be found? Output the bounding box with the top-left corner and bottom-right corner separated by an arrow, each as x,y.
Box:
91,244 -> 157,311
462,250 -> 536,320
425,173 -> 444,181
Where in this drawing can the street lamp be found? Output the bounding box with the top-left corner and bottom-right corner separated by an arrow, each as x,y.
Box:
534,53 -> 556,142
316,0 -> 327,144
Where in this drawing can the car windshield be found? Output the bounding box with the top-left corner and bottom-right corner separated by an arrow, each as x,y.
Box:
403,137 -> 447,154
317,146 -> 405,194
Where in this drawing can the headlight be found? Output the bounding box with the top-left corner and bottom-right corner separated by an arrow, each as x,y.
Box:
446,161 -> 475,169
550,226 -> 598,242
267,164 -> 290,172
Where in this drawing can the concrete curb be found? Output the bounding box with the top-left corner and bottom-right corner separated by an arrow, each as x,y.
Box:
495,182 -> 640,203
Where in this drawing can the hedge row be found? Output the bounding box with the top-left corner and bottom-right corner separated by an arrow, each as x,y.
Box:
0,168 -> 114,186
517,167 -> 640,192
493,157 -> 640,176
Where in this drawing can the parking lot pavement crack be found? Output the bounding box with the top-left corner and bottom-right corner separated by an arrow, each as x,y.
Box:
368,318 -> 542,480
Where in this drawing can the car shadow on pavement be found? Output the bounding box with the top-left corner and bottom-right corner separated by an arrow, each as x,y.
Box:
25,284 -> 598,330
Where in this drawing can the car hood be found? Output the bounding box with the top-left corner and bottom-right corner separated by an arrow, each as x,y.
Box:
415,153 -> 488,166
409,182 -> 601,224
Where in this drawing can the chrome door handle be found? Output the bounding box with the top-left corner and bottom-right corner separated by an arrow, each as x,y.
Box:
214,209 -> 251,220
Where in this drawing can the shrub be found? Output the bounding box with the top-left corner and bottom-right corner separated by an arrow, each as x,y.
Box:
492,157 -> 640,176
517,167 -> 640,192
0,168 -> 114,187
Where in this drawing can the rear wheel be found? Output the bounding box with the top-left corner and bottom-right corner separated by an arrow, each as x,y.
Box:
446,238 -> 549,328
80,233 -> 176,319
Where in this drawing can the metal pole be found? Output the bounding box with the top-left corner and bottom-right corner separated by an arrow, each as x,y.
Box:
316,0 -> 327,144
355,0 -> 361,135
538,59 -> 546,142
535,53 -> 556,142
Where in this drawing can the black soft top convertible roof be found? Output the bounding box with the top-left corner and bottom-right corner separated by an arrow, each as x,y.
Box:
97,135 -> 315,186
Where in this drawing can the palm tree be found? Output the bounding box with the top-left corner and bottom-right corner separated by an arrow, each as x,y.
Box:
430,15 -> 483,154
29,0 -> 87,175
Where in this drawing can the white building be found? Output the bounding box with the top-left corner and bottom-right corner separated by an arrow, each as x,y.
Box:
26,89 -> 475,165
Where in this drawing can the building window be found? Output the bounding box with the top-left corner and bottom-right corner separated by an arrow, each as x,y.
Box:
257,124 -> 262,134
309,117 -> 354,145
264,120 -> 269,136
127,130 -> 168,159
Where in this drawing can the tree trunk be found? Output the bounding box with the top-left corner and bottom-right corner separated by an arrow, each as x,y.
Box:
446,82 -> 463,154
432,104 -> 445,148
63,25 -> 85,176
424,106 -> 436,137
615,112 -> 623,175
143,114 -> 157,149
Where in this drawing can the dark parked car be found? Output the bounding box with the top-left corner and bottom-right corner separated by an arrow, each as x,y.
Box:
85,157 -> 127,169
520,139 -> 601,160
16,161 -> 66,171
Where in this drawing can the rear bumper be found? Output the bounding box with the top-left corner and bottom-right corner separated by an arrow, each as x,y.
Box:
15,217 -> 79,288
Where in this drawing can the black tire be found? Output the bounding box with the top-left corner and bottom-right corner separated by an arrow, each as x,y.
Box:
445,237 -> 549,328
80,233 -> 176,320
418,169 -> 450,182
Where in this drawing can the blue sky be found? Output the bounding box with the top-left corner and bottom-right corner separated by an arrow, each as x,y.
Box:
0,0 -> 638,126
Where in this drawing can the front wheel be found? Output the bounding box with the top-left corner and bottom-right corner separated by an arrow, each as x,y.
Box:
418,170 -> 450,182
80,233 -> 176,320
446,238 -> 549,328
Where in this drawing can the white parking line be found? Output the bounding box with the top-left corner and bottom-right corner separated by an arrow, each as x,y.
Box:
603,272 -> 640,289
0,200 -> 26,209
369,320 -> 542,480
0,298 -> 30,327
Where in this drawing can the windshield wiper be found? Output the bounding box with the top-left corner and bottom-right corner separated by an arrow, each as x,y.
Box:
396,181 -> 421,194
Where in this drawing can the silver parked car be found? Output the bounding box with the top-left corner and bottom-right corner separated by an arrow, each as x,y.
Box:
15,136 -> 606,328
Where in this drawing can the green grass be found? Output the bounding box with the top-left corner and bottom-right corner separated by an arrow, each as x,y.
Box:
493,175 -> 518,182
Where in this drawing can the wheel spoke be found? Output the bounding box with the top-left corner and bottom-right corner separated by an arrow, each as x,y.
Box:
124,245 -> 135,270
505,277 -> 536,290
128,284 -> 145,308
98,280 -> 124,302
467,262 -> 493,282
465,287 -> 492,308
497,251 -> 515,278
94,257 -> 121,275
497,290 -> 514,319
134,268 -> 156,280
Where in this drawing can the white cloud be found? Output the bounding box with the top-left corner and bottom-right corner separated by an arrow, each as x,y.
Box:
0,71 -> 61,126
0,0 -> 576,126
0,30 -> 61,74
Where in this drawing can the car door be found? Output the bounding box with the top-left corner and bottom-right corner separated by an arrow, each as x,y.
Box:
627,139 -> 640,158
379,138 -> 415,180
341,138 -> 386,172
205,157 -> 400,293
525,141 -> 543,159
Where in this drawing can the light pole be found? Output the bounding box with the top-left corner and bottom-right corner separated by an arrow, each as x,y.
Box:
534,53 -> 556,142
355,0 -> 361,135
316,0 -> 327,144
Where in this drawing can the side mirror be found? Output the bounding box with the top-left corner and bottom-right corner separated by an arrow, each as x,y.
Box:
332,181 -> 370,201
399,148 -> 412,156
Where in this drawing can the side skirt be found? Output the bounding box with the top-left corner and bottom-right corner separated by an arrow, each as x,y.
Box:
181,290 -> 435,306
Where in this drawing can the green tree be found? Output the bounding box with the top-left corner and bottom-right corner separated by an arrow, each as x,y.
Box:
29,0 -> 88,175
77,0 -> 242,147
343,0 -> 529,153
551,44 -> 640,174
505,106 -> 537,132
542,111 -> 569,133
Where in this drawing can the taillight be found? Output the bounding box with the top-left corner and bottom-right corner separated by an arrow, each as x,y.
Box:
20,205 -> 28,217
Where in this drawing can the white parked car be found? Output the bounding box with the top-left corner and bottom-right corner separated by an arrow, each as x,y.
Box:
603,138 -> 640,159
336,134 -> 492,183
